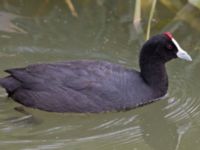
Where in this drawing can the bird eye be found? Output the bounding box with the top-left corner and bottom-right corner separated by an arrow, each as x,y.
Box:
167,44 -> 173,49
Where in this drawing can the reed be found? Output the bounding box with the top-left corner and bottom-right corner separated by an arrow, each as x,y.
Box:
146,0 -> 157,40
133,0 -> 141,31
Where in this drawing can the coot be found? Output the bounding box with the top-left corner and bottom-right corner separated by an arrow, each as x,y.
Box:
0,32 -> 192,113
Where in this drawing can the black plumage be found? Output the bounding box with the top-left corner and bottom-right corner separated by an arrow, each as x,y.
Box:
0,34 -> 191,113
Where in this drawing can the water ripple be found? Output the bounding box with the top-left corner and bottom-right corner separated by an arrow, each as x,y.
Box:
164,97 -> 200,122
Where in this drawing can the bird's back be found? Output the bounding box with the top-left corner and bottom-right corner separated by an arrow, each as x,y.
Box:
0,60 -> 153,112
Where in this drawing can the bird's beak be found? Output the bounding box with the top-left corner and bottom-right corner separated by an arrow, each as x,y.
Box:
172,38 -> 192,61
177,48 -> 192,61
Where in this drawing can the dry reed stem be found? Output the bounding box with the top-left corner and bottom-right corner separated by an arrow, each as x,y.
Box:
65,0 -> 78,17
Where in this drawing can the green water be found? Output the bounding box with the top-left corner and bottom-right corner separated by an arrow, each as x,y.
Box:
0,0 -> 200,150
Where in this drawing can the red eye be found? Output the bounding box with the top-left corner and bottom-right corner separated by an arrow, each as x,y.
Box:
167,44 -> 173,49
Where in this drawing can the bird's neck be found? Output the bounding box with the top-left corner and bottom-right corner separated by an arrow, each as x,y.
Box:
140,61 -> 168,96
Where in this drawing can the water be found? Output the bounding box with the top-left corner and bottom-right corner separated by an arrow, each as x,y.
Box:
0,1 -> 200,150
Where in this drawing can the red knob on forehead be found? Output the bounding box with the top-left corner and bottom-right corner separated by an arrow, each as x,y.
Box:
164,32 -> 173,40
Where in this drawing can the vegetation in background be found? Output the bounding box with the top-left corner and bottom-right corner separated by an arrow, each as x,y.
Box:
65,0 -> 78,17
0,0 -> 200,46
30,0 -> 200,40
146,0 -> 157,40
63,0 -> 200,40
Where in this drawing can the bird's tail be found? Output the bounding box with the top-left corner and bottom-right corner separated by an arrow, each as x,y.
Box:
0,76 -> 20,96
